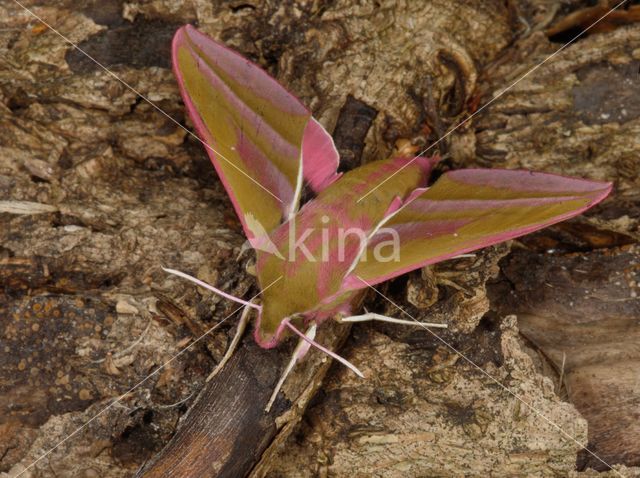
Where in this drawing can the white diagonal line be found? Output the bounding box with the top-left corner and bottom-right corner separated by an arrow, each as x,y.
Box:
16,275 -> 282,477
11,0 -> 283,204
355,275 -> 625,477
357,0 -> 629,203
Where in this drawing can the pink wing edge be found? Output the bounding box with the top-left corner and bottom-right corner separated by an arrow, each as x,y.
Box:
341,169 -> 613,290
172,25 -> 340,231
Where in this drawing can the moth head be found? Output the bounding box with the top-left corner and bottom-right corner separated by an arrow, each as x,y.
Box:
253,311 -> 304,349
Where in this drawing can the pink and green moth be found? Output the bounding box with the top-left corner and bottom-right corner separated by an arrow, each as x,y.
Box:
167,25 -> 611,408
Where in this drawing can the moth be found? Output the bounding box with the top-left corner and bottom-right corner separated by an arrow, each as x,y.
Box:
168,25 -> 611,409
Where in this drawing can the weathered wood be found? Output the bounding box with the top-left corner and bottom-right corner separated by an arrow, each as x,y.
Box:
491,244 -> 640,470
332,95 -> 378,172
474,9 -> 640,471
137,321 -> 350,478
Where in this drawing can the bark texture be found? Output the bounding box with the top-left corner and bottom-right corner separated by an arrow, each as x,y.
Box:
1,0 -> 639,477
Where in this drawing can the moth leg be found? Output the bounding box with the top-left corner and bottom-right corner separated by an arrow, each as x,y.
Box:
206,303 -> 253,382
283,318 -> 364,377
265,323 -> 317,413
339,311 -> 447,329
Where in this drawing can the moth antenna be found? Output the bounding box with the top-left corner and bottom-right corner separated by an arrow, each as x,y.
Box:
340,312 -> 447,329
162,267 -> 261,310
265,323 -> 317,413
283,318 -> 364,378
